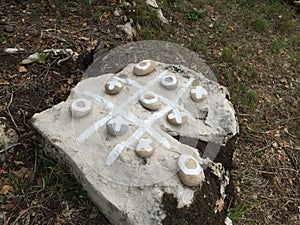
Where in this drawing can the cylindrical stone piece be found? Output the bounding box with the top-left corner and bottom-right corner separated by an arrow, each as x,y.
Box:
178,154 -> 205,187
167,109 -> 187,126
133,60 -> 156,76
190,85 -> 208,102
105,79 -> 124,95
139,92 -> 161,111
135,137 -> 155,158
106,115 -> 129,136
70,99 -> 92,118
160,74 -> 178,89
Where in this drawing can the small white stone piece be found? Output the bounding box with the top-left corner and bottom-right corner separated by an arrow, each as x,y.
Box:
157,9 -> 169,24
5,48 -> 25,54
190,86 -> 208,102
116,22 -> 135,38
167,109 -> 187,126
106,115 -> 129,136
225,217 -> 233,225
135,136 -> 155,158
105,79 -> 123,95
139,92 -> 161,111
69,99 -> 92,118
178,154 -> 205,187
133,60 -> 156,76
160,74 -> 178,89
146,0 -> 159,8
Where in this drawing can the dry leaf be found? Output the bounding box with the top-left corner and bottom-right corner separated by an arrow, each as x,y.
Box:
0,169 -> 7,175
132,28 -> 137,38
99,12 -> 111,22
228,25 -> 234,31
14,160 -> 25,165
18,66 -> 27,73
280,78 -> 288,84
12,167 -> 33,178
67,77 -> 73,85
87,40 -> 98,51
274,130 -> 281,137
4,203 -> 15,211
216,198 -> 224,212
62,208 -> 77,218
78,36 -> 90,41
0,80 -> 10,85
0,184 -> 14,194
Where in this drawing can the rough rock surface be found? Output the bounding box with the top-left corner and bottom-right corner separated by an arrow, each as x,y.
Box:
32,61 -> 238,225
0,117 -> 18,162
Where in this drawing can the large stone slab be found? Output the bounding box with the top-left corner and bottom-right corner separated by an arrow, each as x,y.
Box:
32,60 -> 238,225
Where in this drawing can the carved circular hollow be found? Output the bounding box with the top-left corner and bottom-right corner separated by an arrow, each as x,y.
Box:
133,60 -> 156,76
190,85 -> 208,102
70,99 -> 92,118
139,92 -> 160,111
105,79 -> 123,95
178,154 -> 204,187
160,74 -> 178,89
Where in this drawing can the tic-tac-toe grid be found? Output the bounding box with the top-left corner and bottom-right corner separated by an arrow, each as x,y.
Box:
75,68 -> 200,166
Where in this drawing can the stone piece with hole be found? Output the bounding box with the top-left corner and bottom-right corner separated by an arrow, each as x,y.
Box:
32,59 -> 238,225
133,60 -> 156,76
139,92 -> 161,111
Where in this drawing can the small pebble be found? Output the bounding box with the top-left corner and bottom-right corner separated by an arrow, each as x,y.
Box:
5,25 -> 14,33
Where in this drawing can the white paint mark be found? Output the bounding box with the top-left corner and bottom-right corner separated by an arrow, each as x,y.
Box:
191,86 -> 207,100
136,138 -> 153,152
134,60 -> 151,70
107,116 -> 128,132
114,77 -> 143,89
107,80 -> 122,90
83,91 -> 114,109
77,114 -> 112,142
174,77 -> 194,103
161,75 -> 178,89
168,109 -> 184,124
140,92 -> 159,105
106,144 -> 124,165
148,127 -> 171,148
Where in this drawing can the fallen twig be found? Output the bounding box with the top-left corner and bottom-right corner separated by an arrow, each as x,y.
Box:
6,93 -> 19,131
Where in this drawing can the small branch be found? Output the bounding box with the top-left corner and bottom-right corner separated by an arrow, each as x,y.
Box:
6,93 -> 19,131
0,143 -> 21,153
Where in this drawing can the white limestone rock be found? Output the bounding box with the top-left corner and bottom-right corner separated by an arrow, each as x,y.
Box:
32,61 -> 238,225
0,117 -> 18,150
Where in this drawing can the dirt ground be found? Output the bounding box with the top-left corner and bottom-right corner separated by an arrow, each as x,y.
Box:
0,0 -> 299,225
